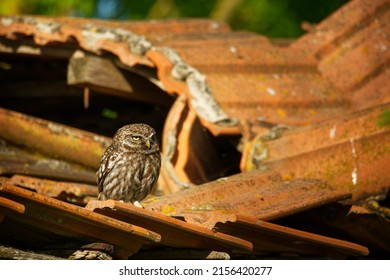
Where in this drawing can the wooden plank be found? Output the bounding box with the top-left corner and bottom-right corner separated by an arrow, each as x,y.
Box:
67,50 -> 172,105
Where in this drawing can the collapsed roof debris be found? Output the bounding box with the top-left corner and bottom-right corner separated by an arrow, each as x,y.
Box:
0,14 -> 237,129
0,0 -> 389,259
0,183 -> 161,259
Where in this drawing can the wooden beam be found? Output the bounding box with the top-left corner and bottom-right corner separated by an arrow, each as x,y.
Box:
67,50 -> 172,106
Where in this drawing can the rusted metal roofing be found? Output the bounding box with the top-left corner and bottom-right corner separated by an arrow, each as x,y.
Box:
0,0 -> 388,259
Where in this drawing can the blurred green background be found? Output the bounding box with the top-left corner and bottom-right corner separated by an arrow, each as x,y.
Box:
0,0 -> 348,38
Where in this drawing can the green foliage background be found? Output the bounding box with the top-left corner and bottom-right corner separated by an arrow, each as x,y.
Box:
0,0 -> 348,38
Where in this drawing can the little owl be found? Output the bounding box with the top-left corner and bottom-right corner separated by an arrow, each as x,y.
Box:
97,123 -> 161,207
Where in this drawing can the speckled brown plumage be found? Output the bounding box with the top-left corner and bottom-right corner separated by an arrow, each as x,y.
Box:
97,123 -> 161,206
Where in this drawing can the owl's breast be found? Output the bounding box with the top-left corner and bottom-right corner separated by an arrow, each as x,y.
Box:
119,152 -> 144,185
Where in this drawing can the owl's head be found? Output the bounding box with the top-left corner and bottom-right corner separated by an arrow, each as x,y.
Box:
113,123 -> 159,154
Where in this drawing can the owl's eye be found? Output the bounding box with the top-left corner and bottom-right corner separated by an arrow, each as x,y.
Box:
132,136 -> 141,141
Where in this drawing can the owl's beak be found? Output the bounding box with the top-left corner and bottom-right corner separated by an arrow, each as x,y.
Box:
145,139 -> 151,149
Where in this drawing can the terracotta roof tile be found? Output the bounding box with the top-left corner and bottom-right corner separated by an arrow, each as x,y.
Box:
1,0 -> 387,134
217,215 -> 369,257
0,107 -> 110,170
86,199 -> 253,253
86,200 -> 368,258
276,203 -> 390,256
242,106 -> 390,201
144,171 -> 352,222
6,175 -> 98,204
0,183 -> 160,258
0,0 -> 388,259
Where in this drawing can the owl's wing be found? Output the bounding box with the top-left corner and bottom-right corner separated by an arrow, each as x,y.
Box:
97,146 -> 118,193
138,153 -> 161,192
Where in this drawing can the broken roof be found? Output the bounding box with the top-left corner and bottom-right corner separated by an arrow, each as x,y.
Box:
0,0 -> 389,259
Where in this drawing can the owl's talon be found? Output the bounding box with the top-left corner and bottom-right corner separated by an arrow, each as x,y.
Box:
133,201 -> 144,208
